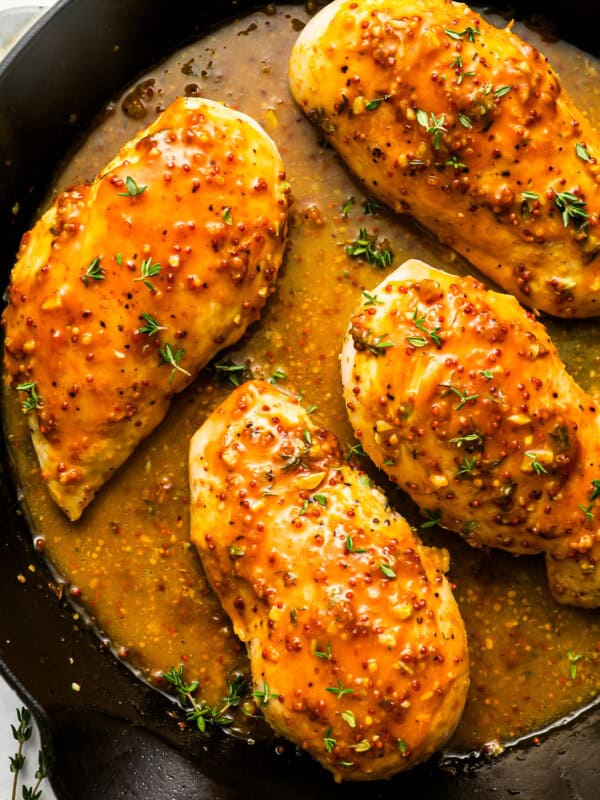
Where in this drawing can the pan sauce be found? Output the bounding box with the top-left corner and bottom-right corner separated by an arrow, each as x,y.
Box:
4,4 -> 600,753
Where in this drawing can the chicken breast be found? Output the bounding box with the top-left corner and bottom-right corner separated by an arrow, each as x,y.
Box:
290,0 -> 600,318
341,259 -> 600,607
3,97 -> 290,520
189,380 -> 468,782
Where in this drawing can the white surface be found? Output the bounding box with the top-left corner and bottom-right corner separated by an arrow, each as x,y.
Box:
1,4 -> 61,798
0,693 -> 55,799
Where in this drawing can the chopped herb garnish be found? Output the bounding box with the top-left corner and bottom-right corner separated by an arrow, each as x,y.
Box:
446,155 -> 466,169
228,545 -> 245,558
354,332 -> 394,356
576,143 -> 592,162
378,562 -> 396,579
134,256 -> 161,292
416,109 -> 447,150
159,343 -> 191,383
567,650 -> 583,679
222,206 -> 233,225
281,442 -> 311,472
117,175 -> 147,197
451,55 -> 463,70
494,85 -> 512,98
115,252 -> 123,266
553,190 -> 589,229
456,455 -> 477,479
162,665 -> 246,732
313,493 -> 327,507
346,229 -> 393,269
306,404 -> 317,414
365,94 -> 390,111
215,360 -> 249,387
303,429 -> 312,446
462,520 -> 479,536
421,509 -> 441,529
521,191 -> 540,201
525,452 -> 548,475
268,368 -> 287,384
362,290 -> 383,306
383,457 -> 395,466
323,727 -> 336,753
479,369 -> 494,381
345,534 -> 368,554
363,198 -> 383,215
315,643 -> 332,660
457,70 -> 476,86
138,312 -> 166,337
252,682 -> 271,706
458,113 -> 473,129
445,385 -> 479,410
298,499 -> 310,516
353,740 -> 371,752
449,432 -> 483,448
81,256 -> 104,287
341,709 -> 356,728
406,335 -> 427,348
591,479 -> 600,501
346,443 -> 367,460
412,308 -> 442,347
397,738 -> 409,756
579,503 -> 593,521
326,681 -> 354,699
445,26 -> 480,42
341,196 -> 354,217
16,381 -> 42,414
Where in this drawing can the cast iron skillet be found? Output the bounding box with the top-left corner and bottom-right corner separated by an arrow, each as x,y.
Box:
1,1 -> 600,797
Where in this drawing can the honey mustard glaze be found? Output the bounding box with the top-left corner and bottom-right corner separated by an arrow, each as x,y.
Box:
3,5 -> 600,753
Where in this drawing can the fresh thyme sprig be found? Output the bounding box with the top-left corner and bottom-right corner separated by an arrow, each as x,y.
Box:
117,176 -> 147,197
159,343 -> 191,383
416,109 -> 447,150
346,442 -> 367,460
411,308 -> 442,347
281,440 -> 312,472
134,256 -> 161,292
352,330 -> 393,356
162,665 -> 247,732
9,707 -> 47,800
345,229 -> 393,268
553,189 -> 589,230
16,382 -> 43,415
215,359 -> 250,387
81,256 -> 104,287
445,25 -> 480,42
420,508 -> 441,529
525,452 -> 548,475
363,198 -> 383,215
138,312 -> 166,337
443,384 -> 479,410
456,455 -> 477,479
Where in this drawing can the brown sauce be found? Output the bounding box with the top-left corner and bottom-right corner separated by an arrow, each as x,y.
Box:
4,5 -> 600,753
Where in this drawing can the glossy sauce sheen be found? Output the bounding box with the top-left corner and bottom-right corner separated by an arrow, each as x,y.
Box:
3,6 -> 600,752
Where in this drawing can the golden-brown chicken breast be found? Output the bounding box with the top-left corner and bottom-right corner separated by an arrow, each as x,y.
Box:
3,97 -> 290,520
290,0 -> 600,318
342,259 -> 600,607
189,380 -> 469,782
